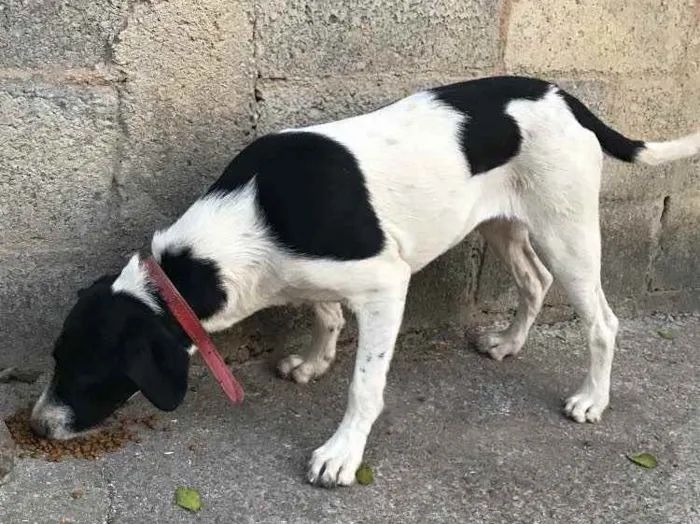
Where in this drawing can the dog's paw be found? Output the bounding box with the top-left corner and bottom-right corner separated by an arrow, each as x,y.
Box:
564,389 -> 609,423
471,330 -> 524,361
277,354 -> 331,384
307,430 -> 366,488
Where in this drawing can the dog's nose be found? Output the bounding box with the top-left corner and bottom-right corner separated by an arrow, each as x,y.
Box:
29,416 -> 49,438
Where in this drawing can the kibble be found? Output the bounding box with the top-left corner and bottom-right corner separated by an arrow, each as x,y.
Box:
5,407 -> 159,462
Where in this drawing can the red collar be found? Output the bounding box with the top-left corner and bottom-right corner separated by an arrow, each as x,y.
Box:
142,256 -> 244,405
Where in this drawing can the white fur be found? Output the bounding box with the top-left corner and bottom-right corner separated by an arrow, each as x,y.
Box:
105,84 -> 699,487
31,380 -> 76,440
278,302 -> 345,384
298,92 -> 481,271
111,254 -> 161,313
638,131 -> 700,165
151,181 -> 283,332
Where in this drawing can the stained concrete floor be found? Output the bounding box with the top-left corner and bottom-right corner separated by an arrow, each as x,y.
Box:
1,315 -> 698,524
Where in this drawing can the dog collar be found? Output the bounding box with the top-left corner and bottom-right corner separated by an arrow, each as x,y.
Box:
141,256 -> 244,405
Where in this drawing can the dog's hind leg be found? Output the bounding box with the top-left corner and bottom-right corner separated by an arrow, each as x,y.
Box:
530,210 -> 618,423
473,219 -> 553,360
278,302 -> 345,384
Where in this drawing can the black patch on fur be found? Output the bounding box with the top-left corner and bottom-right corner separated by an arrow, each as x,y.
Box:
558,88 -> 644,162
432,76 -> 551,175
50,278 -> 190,432
159,248 -> 227,320
124,321 -> 189,412
207,132 -> 385,260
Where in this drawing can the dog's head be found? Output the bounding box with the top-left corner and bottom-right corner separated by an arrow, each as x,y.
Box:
30,268 -> 189,440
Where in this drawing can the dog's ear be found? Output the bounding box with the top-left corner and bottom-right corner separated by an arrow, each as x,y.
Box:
125,326 -> 189,411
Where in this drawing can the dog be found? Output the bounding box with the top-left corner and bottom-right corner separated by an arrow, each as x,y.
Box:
30,75 -> 700,487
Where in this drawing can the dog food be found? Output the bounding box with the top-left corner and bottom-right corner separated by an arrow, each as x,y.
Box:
4,408 -> 159,461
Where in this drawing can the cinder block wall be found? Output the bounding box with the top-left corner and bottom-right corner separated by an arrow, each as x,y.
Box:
1,0 -> 699,366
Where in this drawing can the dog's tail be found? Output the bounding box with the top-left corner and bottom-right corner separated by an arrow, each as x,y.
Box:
559,88 -> 700,166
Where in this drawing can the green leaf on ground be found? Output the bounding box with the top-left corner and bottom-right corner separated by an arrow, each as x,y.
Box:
175,487 -> 202,512
627,452 -> 657,469
657,328 -> 674,340
356,464 -> 375,485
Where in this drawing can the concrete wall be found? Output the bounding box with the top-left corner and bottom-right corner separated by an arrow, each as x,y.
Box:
1,0 -> 699,366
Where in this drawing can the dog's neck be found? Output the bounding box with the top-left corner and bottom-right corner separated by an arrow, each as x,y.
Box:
111,254 -> 161,313
113,184 -> 287,334
112,246 -> 281,336
111,250 -> 271,332
109,254 -> 192,352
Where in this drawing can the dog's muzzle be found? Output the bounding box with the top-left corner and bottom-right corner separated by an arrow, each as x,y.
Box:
30,385 -> 74,440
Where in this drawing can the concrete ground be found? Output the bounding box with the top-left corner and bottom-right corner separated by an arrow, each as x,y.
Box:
0,314 -> 698,524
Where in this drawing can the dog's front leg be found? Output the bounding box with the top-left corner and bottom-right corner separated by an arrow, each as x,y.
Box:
307,265 -> 409,488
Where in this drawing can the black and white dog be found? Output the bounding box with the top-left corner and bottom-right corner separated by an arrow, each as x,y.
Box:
31,76 -> 699,487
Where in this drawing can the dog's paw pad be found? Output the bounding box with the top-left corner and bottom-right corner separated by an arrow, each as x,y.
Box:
469,330 -> 523,361
564,391 -> 608,423
307,432 -> 364,488
277,354 -> 330,384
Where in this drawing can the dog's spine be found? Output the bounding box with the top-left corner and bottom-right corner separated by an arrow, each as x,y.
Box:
558,88 -> 700,166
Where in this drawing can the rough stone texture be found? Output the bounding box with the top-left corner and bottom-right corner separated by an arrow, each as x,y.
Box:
505,0 -> 695,75
256,73 -> 468,135
553,77 -> 698,202
602,77 -> 690,139
0,248 -> 130,368
0,80 -> 121,248
404,236 -> 483,328
599,200 -> 662,301
1,316 -> 699,523
0,420 -> 15,485
687,18 -> 700,71
112,0 -> 256,230
477,200 -> 661,315
256,0 -> 501,78
0,460 -> 111,523
0,0 -> 127,69
638,289 -> 700,316
651,193 -> 700,291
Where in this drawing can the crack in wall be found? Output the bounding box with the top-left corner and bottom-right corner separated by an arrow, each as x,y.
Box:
251,2 -> 262,140
496,0 -> 516,74
104,1 -> 135,216
470,238 -> 489,311
109,79 -> 129,211
646,195 -> 671,292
